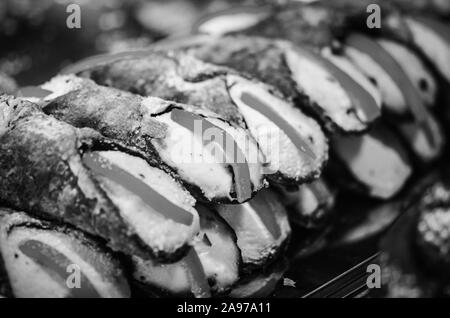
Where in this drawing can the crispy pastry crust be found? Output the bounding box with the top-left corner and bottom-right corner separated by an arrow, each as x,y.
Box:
80,51 -> 246,126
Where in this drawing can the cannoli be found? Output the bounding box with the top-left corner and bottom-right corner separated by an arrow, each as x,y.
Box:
155,35 -> 423,199
22,75 -> 266,204
188,0 -> 449,149
156,35 -> 382,134
132,205 -> 240,297
0,95 -> 200,262
0,209 -> 130,298
61,50 -> 329,185
344,36 -> 438,113
328,122 -> 412,199
214,188 -> 291,271
309,2 -> 450,85
317,1 -> 450,84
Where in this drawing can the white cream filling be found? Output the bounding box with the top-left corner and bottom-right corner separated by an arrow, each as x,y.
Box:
334,131 -> 412,199
321,47 -> 382,118
284,47 -> 365,131
1,227 -> 126,298
193,214 -> 239,290
207,117 -> 265,184
216,190 -> 289,265
343,45 -> 406,113
378,39 -> 437,106
153,112 -> 232,200
406,17 -> 450,82
98,151 -> 196,210
217,204 -> 274,265
2,230 -> 67,298
133,210 -> 240,293
152,111 -> 264,200
93,151 -> 199,253
198,12 -> 268,36
133,256 -> 191,294
227,75 -> 328,179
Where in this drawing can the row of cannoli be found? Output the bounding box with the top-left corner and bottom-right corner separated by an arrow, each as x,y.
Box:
0,94 -> 290,297
0,205 -> 287,298
174,0 -> 449,199
58,50 -> 329,185
0,0 -> 449,298
53,44 -> 405,201
42,0 -> 448,202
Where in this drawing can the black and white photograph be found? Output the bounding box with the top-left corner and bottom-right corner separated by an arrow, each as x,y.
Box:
0,0 -> 449,303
